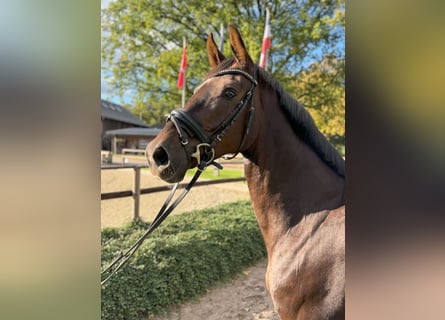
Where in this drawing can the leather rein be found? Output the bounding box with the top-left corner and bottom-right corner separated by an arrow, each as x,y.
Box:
101,68 -> 257,285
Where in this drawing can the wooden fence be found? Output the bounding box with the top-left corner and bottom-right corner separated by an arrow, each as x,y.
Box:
101,164 -> 246,221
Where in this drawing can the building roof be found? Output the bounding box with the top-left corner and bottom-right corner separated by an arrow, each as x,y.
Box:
105,127 -> 162,137
101,99 -> 149,127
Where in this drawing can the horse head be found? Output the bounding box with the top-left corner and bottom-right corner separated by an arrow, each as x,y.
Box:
146,25 -> 260,183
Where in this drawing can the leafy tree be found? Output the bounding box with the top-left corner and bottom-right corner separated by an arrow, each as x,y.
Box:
102,0 -> 345,148
291,55 -> 345,155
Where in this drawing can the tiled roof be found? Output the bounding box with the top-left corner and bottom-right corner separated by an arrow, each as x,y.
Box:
105,127 -> 162,137
101,99 -> 149,127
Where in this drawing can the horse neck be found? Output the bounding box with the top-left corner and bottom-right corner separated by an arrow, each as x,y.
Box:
242,87 -> 345,255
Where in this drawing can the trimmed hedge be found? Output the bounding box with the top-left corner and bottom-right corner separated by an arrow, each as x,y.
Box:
101,201 -> 266,320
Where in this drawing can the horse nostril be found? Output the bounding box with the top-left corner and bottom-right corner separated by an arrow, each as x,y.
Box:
152,146 -> 169,166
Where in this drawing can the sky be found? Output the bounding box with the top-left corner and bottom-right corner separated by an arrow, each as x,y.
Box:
101,0 -> 113,9
101,0 -> 118,103
101,0 -> 139,105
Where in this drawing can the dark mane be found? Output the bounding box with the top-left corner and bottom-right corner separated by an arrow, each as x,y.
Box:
257,67 -> 345,177
206,58 -> 345,177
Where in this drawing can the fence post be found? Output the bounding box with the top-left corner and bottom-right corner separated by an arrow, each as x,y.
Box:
133,166 -> 141,220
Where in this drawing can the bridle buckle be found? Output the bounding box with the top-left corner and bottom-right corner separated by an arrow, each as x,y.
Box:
180,137 -> 189,145
191,143 -> 215,170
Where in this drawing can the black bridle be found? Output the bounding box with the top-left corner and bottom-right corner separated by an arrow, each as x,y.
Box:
168,68 -> 258,170
101,68 -> 257,285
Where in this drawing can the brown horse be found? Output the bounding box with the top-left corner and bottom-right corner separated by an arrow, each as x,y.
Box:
146,25 -> 345,320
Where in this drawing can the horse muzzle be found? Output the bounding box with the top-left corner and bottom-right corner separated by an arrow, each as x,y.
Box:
146,136 -> 191,183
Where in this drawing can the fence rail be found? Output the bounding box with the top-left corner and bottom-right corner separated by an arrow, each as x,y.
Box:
101,164 -> 246,220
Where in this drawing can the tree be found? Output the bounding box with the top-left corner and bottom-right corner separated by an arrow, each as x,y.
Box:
291,55 -> 345,155
102,0 -> 345,147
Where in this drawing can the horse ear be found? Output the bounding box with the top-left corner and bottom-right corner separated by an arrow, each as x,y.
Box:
228,24 -> 253,68
207,32 -> 225,68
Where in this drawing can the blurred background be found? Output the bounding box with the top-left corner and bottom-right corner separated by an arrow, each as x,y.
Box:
0,0 -> 444,319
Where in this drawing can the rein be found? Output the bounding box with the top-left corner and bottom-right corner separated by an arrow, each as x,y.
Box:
101,68 -> 257,285
101,172 -> 201,285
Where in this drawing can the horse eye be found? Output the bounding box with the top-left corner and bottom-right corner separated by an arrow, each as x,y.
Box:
223,88 -> 237,99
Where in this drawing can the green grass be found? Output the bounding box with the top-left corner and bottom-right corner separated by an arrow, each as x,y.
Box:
185,167 -> 243,180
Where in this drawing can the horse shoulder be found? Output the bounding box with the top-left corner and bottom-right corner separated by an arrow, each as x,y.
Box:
267,207 -> 345,319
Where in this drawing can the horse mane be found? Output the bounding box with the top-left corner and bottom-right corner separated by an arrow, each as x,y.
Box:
257,67 -> 345,177
206,59 -> 345,177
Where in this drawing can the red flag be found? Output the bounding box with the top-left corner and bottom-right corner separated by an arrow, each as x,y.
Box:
259,9 -> 271,69
177,38 -> 187,89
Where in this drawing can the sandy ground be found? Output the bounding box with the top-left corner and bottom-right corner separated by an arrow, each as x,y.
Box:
101,163 -> 278,319
101,168 -> 251,228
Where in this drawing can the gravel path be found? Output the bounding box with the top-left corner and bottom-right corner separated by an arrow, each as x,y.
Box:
151,258 -> 279,320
